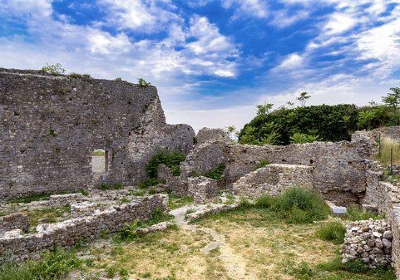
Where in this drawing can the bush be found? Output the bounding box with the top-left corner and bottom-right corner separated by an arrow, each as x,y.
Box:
41,63 -> 65,76
145,150 -> 186,179
316,221 -> 346,244
138,78 -> 151,87
254,195 -> 273,208
256,160 -> 270,169
0,248 -> 81,280
204,163 -> 226,180
271,187 -> 330,224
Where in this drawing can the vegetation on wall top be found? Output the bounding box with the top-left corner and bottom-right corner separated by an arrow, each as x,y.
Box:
145,150 -> 186,179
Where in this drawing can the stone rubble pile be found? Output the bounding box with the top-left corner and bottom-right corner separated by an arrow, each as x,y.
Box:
342,219 -> 392,268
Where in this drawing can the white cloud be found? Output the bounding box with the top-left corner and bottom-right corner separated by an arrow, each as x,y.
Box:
221,0 -> 269,19
0,0 -> 52,18
87,30 -> 132,54
324,12 -> 357,34
274,53 -> 305,71
99,0 -> 182,33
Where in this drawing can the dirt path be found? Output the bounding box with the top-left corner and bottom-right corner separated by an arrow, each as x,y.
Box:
170,206 -> 258,280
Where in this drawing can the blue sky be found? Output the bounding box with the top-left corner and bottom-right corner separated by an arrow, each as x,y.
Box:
1,0 -> 400,131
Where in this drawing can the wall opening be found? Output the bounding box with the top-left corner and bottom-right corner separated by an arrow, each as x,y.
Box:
91,149 -> 108,181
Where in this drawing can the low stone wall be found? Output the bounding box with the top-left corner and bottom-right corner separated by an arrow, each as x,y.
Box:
363,161 -> 385,212
342,219 -> 392,267
188,176 -> 218,203
0,213 -> 30,235
0,194 -> 168,262
232,164 -> 314,198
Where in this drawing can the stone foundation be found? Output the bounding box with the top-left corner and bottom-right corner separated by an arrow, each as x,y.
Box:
188,176 -> 218,203
0,194 -> 168,262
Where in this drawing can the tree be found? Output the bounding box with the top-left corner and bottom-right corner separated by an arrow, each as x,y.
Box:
226,125 -> 237,142
286,101 -> 294,108
297,92 -> 311,107
382,87 -> 400,110
256,103 -> 274,116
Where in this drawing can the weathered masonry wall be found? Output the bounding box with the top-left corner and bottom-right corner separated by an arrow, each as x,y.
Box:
0,69 -> 194,199
232,164 -> 314,198
182,141 -> 367,205
0,194 -> 168,262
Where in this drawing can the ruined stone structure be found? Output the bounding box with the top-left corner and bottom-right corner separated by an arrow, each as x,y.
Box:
233,164 -> 314,198
0,68 -> 194,199
0,194 -> 168,261
181,140 -> 367,205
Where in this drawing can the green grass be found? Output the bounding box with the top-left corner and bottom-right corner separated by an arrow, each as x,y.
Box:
91,150 -> 105,156
8,193 -> 51,204
256,159 -> 270,169
315,222 -> 346,244
97,182 -> 123,191
115,209 -> 174,242
252,188 -> 330,224
378,137 -> 400,165
345,206 -> 384,221
169,195 -> 194,210
138,178 -> 166,189
0,248 -> 81,280
28,205 -> 71,228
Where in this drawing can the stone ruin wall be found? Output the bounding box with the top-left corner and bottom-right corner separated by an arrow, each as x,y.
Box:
232,164 -> 314,198
182,140 -> 367,205
0,68 -> 194,200
0,194 -> 168,262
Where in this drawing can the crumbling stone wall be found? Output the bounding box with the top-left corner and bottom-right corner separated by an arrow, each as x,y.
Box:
0,194 -> 168,262
0,68 -> 194,199
182,140 -> 367,204
0,213 -> 30,235
232,164 -> 314,198
196,127 -> 229,145
188,176 -> 218,203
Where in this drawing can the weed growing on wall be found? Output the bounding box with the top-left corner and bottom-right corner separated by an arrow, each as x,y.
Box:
138,78 -> 151,87
41,63 -> 65,76
97,182 -> 123,191
204,163 -> 226,180
145,150 -> 186,179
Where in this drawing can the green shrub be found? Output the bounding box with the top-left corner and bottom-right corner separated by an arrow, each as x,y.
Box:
68,73 -> 83,79
271,187 -> 330,224
97,182 -> 123,191
41,63 -> 65,76
315,221 -> 346,244
204,163 -> 226,180
256,160 -> 270,169
0,248 -> 81,280
138,78 -> 151,87
289,132 -> 320,144
254,195 -> 273,208
145,150 -> 186,179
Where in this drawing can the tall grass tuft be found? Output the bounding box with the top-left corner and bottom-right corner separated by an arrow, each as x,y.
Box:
254,187 -> 330,224
0,248 -> 81,280
378,137 -> 400,166
315,221 -> 346,244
